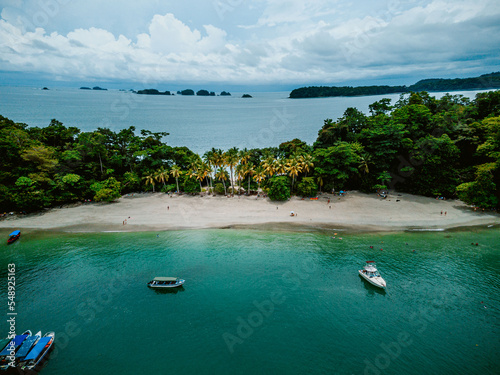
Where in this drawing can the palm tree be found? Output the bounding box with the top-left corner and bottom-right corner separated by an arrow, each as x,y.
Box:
274,159 -> 287,176
170,165 -> 181,193
155,167 -> 169,189
236,163 -> 244,195
261,156 -> 275,178
358,153 -> 370,175
190,164 -> 205,193
300,154 -> 314,177
286,157 -> 302,193
143,173 -> 156,192
224,147 -> 239,196
245,162 -> 255,194
253,166 -> 266,193
316,175 -> 324,193
239,148 -> 251,165
216,167 -> 228,195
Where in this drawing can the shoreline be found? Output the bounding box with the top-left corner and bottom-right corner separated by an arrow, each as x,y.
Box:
0,191 -> 498,234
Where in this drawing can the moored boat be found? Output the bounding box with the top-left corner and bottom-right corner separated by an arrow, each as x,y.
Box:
147,277 -> 185,288
0,331 -> 41,370
7,230 -> 20,245
358,261 -> 387,289
0,330 -> 32,367
19,332 -> 55,371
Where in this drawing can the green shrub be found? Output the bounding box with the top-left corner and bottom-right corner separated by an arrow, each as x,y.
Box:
267,176 -> 290,201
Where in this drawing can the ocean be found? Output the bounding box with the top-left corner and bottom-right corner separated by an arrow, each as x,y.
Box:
0,86 -> 493,154
0,227 -> 499,375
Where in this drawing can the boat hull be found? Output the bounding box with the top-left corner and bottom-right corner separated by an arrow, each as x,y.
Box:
148,279 -> 185,288
358,270 -> 386,289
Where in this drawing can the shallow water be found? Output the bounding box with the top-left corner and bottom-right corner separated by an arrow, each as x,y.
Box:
0,227 -> 499,374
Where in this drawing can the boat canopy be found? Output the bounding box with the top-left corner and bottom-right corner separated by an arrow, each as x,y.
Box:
0,334 -> 28,355
366,261 -> 375,263
8,230 -> 20,237
16,336 -> 39,358
23,337 -> 51,361
0,339 -> 10,352
152,277 -> 178,282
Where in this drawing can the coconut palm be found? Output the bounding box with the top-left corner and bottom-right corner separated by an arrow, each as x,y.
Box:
155,167 -> 169,189
236,163 -> 245,195
244,162 -> 255,194
316,175 -> 324,193
286,157 -> 302,193
224,147 -> 239,196
143,173 -> 156,192
216,167 -> 228,195
170,165 -> 181,193
261,156 -> 275,178
274,159 -> 287,176
203,150 -> 214,192
358,153 -> 371,175
253,166 -> 266,193
300,154 -> 314,177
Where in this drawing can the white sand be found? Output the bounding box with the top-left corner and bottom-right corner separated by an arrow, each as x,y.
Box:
0,191 -> 498,233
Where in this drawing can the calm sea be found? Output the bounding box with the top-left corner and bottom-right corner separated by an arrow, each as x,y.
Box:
1,227 -> 499,375
0,86 -> 493,154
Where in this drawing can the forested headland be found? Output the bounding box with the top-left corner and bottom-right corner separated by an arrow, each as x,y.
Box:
289,72 -> 500,98
0,90 -> 499,213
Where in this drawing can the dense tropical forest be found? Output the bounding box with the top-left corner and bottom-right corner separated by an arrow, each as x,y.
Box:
289,72 -> 500,98
0,90 -> 499,212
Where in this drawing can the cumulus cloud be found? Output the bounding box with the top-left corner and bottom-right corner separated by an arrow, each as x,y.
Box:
0,0 -> 499,86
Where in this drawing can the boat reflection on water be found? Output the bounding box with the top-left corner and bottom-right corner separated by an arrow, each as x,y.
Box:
151,286 -> 186,295
360,279 -> 387,296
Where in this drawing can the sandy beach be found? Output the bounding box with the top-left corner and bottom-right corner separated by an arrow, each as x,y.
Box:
0,191 -> 498,233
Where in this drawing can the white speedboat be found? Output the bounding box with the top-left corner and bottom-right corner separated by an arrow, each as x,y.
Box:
359,261 -> 386,289
147,277 -> 185,288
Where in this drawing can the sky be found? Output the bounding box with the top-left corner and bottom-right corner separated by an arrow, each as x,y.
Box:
0,0 -> 499,90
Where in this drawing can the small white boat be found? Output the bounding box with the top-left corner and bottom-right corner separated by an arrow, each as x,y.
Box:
147,277 -> 185,288
359,261 -> 386,289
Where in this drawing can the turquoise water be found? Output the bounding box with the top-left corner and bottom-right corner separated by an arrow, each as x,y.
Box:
1,227 -> 499,374
0,87 -> 493,154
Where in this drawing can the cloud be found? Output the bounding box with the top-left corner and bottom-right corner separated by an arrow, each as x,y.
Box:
0,0 -> 499,86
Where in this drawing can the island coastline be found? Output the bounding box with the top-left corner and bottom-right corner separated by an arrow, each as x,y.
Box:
1,191 -> 497,234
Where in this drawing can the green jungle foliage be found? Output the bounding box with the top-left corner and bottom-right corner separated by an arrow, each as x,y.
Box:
0,90 -> 499,211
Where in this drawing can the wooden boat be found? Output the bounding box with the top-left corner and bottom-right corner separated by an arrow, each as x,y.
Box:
147,277 -> 185,288
19,332 -> 55,371
7,230 -> 20,245
0,330 -> 32,366
358,261 -> 387,289
0,331 -> 41,370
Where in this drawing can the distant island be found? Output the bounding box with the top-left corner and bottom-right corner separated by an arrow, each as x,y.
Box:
80,86 -> 108,91
242,94 -> 252,98
289,72 -> 500,98
196,90 -> 216,96
136,89 -> 171,95
135,89 -> 232,96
